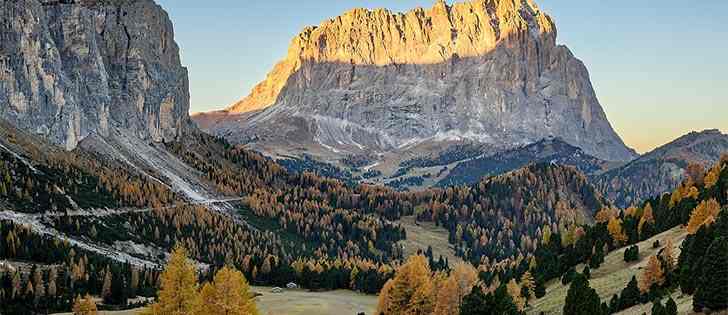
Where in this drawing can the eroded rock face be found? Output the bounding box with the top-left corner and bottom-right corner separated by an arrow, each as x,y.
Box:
198,0 -> 636,162
0,0 -> 190,150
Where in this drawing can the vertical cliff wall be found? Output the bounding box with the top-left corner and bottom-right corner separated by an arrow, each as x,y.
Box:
0,0 -> 189,150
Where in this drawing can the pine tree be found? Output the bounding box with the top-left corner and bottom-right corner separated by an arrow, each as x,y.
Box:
459,285 -> 520,315
651,299 -> 666,315
72,294 -> 98,315
619,276 -> 640,309
146,244 -> 198,315
665,297 -> 678,315
563,274 -> 602,315
693,237 -> 728,312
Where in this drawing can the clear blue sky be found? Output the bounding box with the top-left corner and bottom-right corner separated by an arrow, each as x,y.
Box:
157,0 -> 727,153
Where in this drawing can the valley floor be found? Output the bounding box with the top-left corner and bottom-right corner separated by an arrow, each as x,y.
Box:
528,226 -> 689,314
51,287 -> 377,315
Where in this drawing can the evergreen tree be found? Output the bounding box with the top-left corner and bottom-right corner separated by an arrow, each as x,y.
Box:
563,274 -> 602,315
651,298 -> 666,315
664,297 -> 678,315
693,237 -> 728,312
619,276 -> 640,309
582,266 -> 591,280
459,285 -> 520,315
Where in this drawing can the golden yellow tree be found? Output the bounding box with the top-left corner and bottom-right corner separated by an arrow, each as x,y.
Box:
197,266 -> 259,315
687,198 -> 721,234
607,217 -> 628,245
638,203 -> 655,236
520,271 -> 536,301
377,278 -> 395,314
434,263 -> 478,315
72,294 -> 98,315
376,255 -> 434,315
639,255 -> 665,293
704,163 -> 721,188
595,208 -> 613,224
661,239 -> 676,272
146,244 -> 198,315
506,278 -> 526,311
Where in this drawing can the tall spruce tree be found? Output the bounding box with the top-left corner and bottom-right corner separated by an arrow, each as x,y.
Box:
563,274 -> 602,315
693,237 -> 728,312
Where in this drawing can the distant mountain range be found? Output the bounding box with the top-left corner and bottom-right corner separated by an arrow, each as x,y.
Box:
593,129 -> 728,207
438,137 -> 609,187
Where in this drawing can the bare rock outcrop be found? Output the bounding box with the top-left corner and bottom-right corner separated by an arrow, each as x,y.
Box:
0,0 -> 190,150
196,0 -> 636,163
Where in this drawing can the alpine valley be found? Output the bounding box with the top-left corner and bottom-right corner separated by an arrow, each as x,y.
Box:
0,1 -> 727,315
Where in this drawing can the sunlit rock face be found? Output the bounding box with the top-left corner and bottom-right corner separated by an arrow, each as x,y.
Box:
196,0 -> 637,162
0,0 -> 190,150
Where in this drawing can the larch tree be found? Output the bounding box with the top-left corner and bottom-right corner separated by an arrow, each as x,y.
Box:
147,244 -> 199,315
376,255 -> 434,315
72,294 -> 98,315
687,199 -> 721,234
639,255 -> 665,294
660,239 -> 676,273
607,217 -> 627,246
506,279 -> 525,312
520,271 -> 536,301
434,263 -> 477,315
638,203 -> 655,236
201,266 -> 259,315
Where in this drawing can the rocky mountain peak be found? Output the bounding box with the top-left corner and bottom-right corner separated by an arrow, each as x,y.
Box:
195,0 -> 637,164
226,0 -> 557,114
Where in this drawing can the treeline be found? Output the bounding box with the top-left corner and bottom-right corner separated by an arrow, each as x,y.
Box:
0,220 -> 160,314
0,124 -> 175,213
50,203 -> 398,294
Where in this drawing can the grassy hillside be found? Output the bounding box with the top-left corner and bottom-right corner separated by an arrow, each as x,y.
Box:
528,226 -> 689,314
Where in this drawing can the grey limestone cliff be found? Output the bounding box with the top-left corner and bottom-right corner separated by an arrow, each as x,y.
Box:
195,0 -> 637,163
0,0 -> 190,150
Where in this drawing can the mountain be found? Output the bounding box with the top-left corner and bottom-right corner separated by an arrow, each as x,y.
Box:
438,137 -> 608,187
0,0 -> 191,151
194,0 -> 637,170
594,129 -> 728,208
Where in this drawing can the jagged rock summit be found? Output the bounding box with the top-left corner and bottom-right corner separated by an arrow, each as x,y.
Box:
0,0 -> 191,150
200,0 -> 637,164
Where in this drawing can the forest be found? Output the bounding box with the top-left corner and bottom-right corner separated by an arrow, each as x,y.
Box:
1,122 -> 727,314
